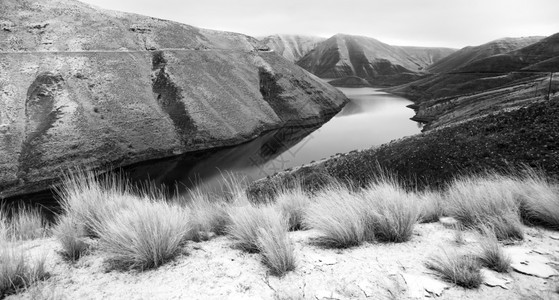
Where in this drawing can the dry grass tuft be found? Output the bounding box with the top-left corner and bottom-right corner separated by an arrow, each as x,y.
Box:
274,186 -> 310,231
426,251 -> 482,289
514,170 -> 559,230
53,216 -> 89,262
416,190 -> 444,223
181,189 -> 230,241
228,199 -> 296,276
445,175 -> 524,241
95,200 -> 190,270
361,181 -> 420,243
257,212 -> 296,276
0,205 -> 48,241
0,243 -> 49,297
305,185 -> 369,248
477,226 -> 511,273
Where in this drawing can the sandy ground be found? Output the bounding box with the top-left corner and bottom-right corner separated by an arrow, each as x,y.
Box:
8,223 -> 559,300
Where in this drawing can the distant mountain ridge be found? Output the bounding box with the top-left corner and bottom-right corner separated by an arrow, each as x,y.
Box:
427,36 -> 544,73
296,34 -> 456,85
259,34 -> 326,62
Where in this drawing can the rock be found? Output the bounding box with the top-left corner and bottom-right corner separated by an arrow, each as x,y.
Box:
402,273 -> 449,298
511,262 -> 558,278
439,217 -> 459,229
481,269 -> 511,289
0,0 -> 348,198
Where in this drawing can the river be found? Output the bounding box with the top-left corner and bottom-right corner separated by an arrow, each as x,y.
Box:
123,87 -> 420,194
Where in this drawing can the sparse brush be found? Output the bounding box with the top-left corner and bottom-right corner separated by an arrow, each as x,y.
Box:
477,226 -> 511,273
54,215 -> 89,262
181,189 -> 230,241
416,190 -> 444,223
95,200 -> 190,270
514,170 -> 559,230
426,251 -> 482,289
274,186 -> 310,231
0,243 -> 49,297
256,212 -> 296,276
445,175 -> 523,241
304,185 -> 368,248
361,181 -> 420,243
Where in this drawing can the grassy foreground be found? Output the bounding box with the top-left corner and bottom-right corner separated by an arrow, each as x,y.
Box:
2,167 -> 558,297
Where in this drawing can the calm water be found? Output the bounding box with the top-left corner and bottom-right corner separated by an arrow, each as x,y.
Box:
124,87 -> 420,193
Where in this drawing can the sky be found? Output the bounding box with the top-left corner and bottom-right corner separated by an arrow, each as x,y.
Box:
79,0 -> 559,48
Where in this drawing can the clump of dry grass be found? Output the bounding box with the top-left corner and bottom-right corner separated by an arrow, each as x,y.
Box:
426,251 -> 482,289
305,185 -> 370,248
0,205 -> 48,241
56,170 -> 134,238
361,181 -> 420,243
274,186 -> 310,231
56,170 -> 192,270
181,189 -> 230,241
257,212 -> 296,276
514,170 -> 559,230
416,190 -> 444,223
95,199 -> 190,271
228,198 -> 296,276
445,175 -> 524,241
0,243 -> 49,297
477,226 -> 511,273
53,216 -> 89,262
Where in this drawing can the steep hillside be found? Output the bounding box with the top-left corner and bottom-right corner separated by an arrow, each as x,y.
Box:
259,34 -> 325,62
427,36 -> 543,74
297,34 -> 454,85
0,0 -> 348,198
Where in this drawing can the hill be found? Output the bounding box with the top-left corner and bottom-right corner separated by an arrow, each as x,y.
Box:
427,37 -> 543,74
0,0 -> 348,199
259,34 -> 325,62
296,34 -> 455,85
389,33 -> 559,130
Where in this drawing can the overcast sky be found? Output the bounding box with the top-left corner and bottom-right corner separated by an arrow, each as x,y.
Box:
79,0 -> 558,48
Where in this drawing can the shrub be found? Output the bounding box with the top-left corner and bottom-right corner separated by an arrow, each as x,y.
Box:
95,200 -> 190,270
426,251 -> 482,289
305,185 -> 369,248
257,212 -> 296,276
361,181 -> 420,243
181,189 -> 230,241
477,226 -> 511,273
53,216 -> 89,262
274,187 -> 310,231
445,175 -> 523,241
0,243 -> 49,297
